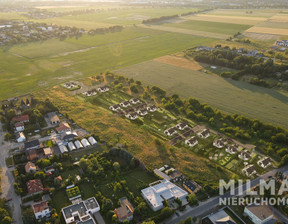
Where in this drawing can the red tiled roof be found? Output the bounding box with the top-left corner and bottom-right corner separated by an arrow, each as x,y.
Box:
56,122 -> 71,132
12,115 -> 29,123
14,122 -> 24,128
27,179 -> 43,194
33,201 -> 49,213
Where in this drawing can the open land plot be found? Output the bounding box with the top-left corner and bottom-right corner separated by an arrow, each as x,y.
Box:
245,26 -> 288,36
35,86 -> 233,186
0,27 -> 215,100
204,9 -> 281,18
183,14 -> 266,25
114,60 -> 288,128
32,7 -> 199,28
163,20 -> 252,35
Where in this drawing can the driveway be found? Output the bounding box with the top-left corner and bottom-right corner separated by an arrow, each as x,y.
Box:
0,123 -> 23,224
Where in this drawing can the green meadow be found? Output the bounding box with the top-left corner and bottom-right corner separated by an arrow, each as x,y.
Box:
163,20 -> 252,35
115,60 -> 288,128
0,27 -> 215,99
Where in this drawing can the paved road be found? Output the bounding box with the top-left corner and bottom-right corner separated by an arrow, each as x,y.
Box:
164,166 -> 288,224
0,123 -> 23,224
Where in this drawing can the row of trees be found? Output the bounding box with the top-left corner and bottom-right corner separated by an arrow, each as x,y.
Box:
88,25 -> 124,35
188,47 -> 288,82
142,15 -> 179,24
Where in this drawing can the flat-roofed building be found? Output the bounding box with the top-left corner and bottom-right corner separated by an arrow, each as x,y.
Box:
141,179 -> 188,211
62,197 -> 100,224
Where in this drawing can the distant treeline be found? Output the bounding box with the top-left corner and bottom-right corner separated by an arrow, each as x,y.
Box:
142,14 -> 179,24
88,25 -> 124,35
187,46 -> 288,86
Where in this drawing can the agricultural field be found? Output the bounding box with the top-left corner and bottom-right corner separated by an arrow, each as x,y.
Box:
27,7 -> 199,29
0,27 -> 215,100
162,20 -> 252,35
115,60 -> 288,128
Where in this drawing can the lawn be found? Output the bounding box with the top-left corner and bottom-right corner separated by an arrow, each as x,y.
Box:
51,188 -> 70,212
0,27 -> 215,100
163,20 -> 252,35
115,60 -> 288,128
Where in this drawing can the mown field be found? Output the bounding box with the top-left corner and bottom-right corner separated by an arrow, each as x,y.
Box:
115,60 -> 288,128
163,20 -> 252,35
0,27 -> 215,99
27,7 -> 199,29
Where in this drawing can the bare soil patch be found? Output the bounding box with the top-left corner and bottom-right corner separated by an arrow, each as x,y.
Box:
154,55 -> 203,71
245,27 -> 288,36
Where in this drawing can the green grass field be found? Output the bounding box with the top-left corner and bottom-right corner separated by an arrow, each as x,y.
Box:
115,60 -> 288,128
163,20 -> 252,35
0,27 -> 215,99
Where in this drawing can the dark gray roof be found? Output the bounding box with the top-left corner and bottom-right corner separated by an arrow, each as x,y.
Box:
24,140 -> 40,149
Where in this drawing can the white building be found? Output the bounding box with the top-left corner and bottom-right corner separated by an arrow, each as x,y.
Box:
81,138 -> 90,147
88,136 -> 97,145
257,157 -> 272,169
185,136 -> 198,147
15,122 -> 25,132
16,132 -> 26,143
32,201 -> 50,220
244,204 -> 275,224
74,140 -> 83,149
68,142 -> 76,151
141,179 -> 188,211
62,197 -> 100,224
59,145 -> 68,153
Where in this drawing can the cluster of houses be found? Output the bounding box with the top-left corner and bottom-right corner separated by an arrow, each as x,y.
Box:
109,98 -> 157,120
212,138 -> 272,177
12,114 -> 30,143
63,82 -> 81,90
276,40 -> 288,47
82,86 -> 109,96
203,203 -> 278,224
0,21 -> 85,46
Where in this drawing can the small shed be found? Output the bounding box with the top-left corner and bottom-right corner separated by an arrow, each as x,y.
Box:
68,142 -> 76,151
88,136 -> 97,145
81,138 -> 90,147
59,145 -> 68,153
74,140 -> 83,149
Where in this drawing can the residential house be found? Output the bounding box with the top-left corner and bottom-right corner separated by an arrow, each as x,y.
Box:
176,122 -> 189,130
24,139 -> 40,151
137,109 -> 148,116
198,129 -> 210,138
109,104 -> 121,112
47,112 -> 60,125
129,98 -> 140,104
238,151 -> 251,161
32,201 -> 51,220
43,147 -> 53,158
114,197 -> 134,222
88,136 -> 97,145
164,127 -> 178,136
62,197 -> 100,224
213,138 -> 226,149
185,136 -> 198,147
257,157 -> 272,169
25,148 -> 39,161
12,114 -> 29,123
15,122 -> 25,132
126,112 -> 138,120
25,162 -> 37,173
226,145 -> 238,154
244,204 -> 275,224
16,132 -> 26,143
83,89 -> 97,97
242,165 -> 257,177
56,122 -> 71,134
147,105 -> 157,112
63,131 -> 78,142
169,170 -> 183,181
120,101 -> 131,108
183,180 -> 201,194
27,179 -> 44,195
74,140 -> 83,149
204,209 -> 236,224
97,86 -> 109,93
81,138 -> 90,147
141,179 -> 188,211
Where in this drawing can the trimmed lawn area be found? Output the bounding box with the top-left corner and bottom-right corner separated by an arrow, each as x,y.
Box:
51,188 -> 70,212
